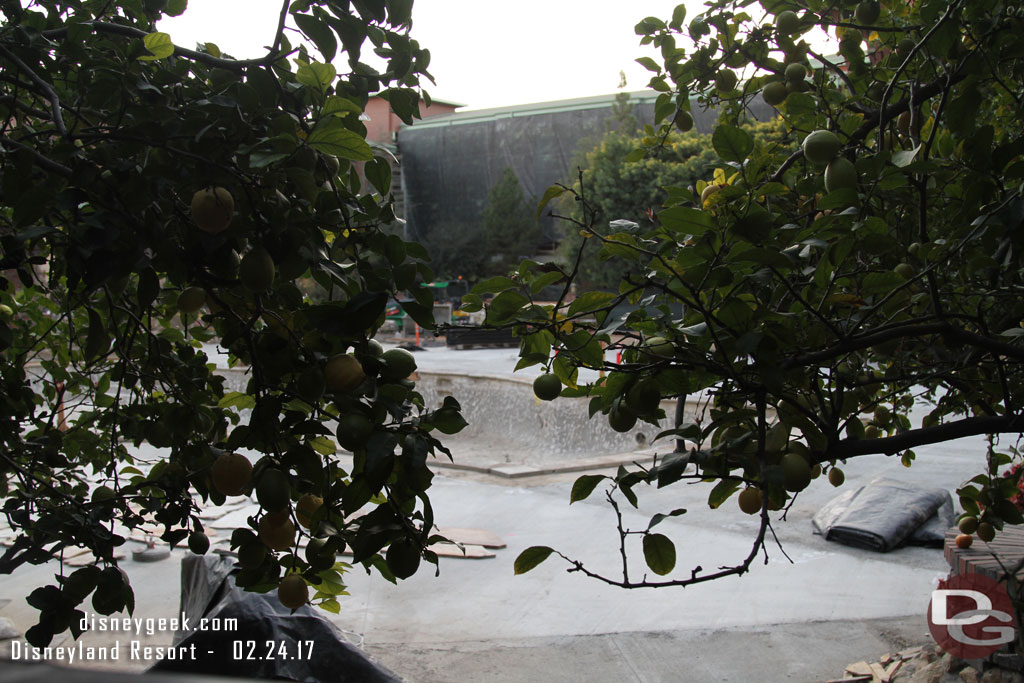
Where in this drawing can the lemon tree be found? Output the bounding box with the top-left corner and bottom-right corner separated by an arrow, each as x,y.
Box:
481,0 -> 1024,588
0,0 -> 466,646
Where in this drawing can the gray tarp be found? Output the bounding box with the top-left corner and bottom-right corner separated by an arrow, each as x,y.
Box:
150,553 -> 399,682
812,477 -> 955,552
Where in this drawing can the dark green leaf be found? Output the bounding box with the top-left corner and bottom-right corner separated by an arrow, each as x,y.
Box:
308,120 -> 373,161
166,0 -> 187,16
570,475 -> 606,503
568,291 -> 616,316
636,57 -> 661,73
471,276 -> 519,296
536,185 -> 566,220
712,124 -> 754,162
296,60 -> 337,92
642,533 -> 676,576
659,206 -> 713,236
323,96 -> 363,118
365,157 -> 392,194
655,451 -> 691,488
486,290 -> 529,324
431,407 -> 468,435
648,508 -> 687,530
707,478 -> 742,509
294,13 -> 338,62
514,546 -> 554,574
530,271 -> 564,294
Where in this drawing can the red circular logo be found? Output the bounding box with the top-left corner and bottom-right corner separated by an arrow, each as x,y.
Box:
928,573 -> 1018,659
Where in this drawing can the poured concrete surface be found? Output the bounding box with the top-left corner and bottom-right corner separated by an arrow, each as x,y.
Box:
0,346 -> 996,681
363,617 -> 929,683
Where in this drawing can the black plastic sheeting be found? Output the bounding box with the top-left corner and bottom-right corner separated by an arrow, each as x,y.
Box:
150,553 -> 399,682
397,93 -> 775,247
812,477 -> 955,552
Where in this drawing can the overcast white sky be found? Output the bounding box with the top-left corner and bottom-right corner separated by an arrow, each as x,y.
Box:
158,1 -> 707,111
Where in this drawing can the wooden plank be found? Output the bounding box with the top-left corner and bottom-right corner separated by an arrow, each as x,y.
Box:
434,527 -> 506,549
338,543 -> 496,560
66,552 -> 125,567
428,543 -> 495,559
844,661 -> 873,676
869,661 -> 889,682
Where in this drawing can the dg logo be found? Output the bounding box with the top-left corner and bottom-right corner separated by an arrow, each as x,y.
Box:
928,573 -> 1018,659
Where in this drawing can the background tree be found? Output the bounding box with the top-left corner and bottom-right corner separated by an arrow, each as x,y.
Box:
416,168 -> 540,283
410,218 -> 488,282
464,0 -> 1024,587
480,167 -> 541,277
0,0 -> 466,646
557,121 -> 783,289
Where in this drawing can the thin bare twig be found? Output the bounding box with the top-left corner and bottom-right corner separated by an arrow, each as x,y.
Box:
0,45 -> 67,136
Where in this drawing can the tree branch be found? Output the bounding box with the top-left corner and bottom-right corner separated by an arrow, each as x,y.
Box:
782,320 -> 1024,369
829,414 -> 1024,459
40,21 -> 284,71
272,0 -> 291,55
560,498 -> 770,589
0,135 -> 74,177
0,45 -> 67,136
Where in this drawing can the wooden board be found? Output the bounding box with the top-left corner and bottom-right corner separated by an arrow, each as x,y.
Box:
337,542 -> 495,560
66,552 -> 125,567
427,543 -> 495,559
433,527 -> 506,549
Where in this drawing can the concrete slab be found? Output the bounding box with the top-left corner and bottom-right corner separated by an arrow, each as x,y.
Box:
363,616 -> 931,683
0,348 -> 1000,681
487,464 -> 540,478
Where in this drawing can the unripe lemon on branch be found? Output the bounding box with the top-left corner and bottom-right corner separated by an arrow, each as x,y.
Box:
278,573 -> 308,610
533,373 -> 562,401
212,453 -> 252,497
190,186 -> 234,233
325,354 -> 366,392
802,130 -> 842,164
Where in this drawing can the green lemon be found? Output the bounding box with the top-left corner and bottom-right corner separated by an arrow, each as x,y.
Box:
784,62 -> 807,83
336,413 -> 374,451
325,354 -> 366,392
188,531 -> 210,555
644,336 -> 675,358
380,348 -> 417,380
533,373 -> 562,401
177,286 -> 206,314
781,452 -> 812,492
239,247 -> 275,292
674,110 -> 694,132
190,186 -> 234,234
256,468 -> 291,512
625,378 -> 661,416
295,365 -> 326,403
802,130 -> 842,164
715,69 -> 738,92
762,81 -> 789,106
828,468 -> 845,487
608,406 -> 637,433
277,573 -> 308,609
824,157 -> 857,192
738,487 -> 763,515
775,10 -> 800,35
894,262 -> 915,280
854,1 -> 880,24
